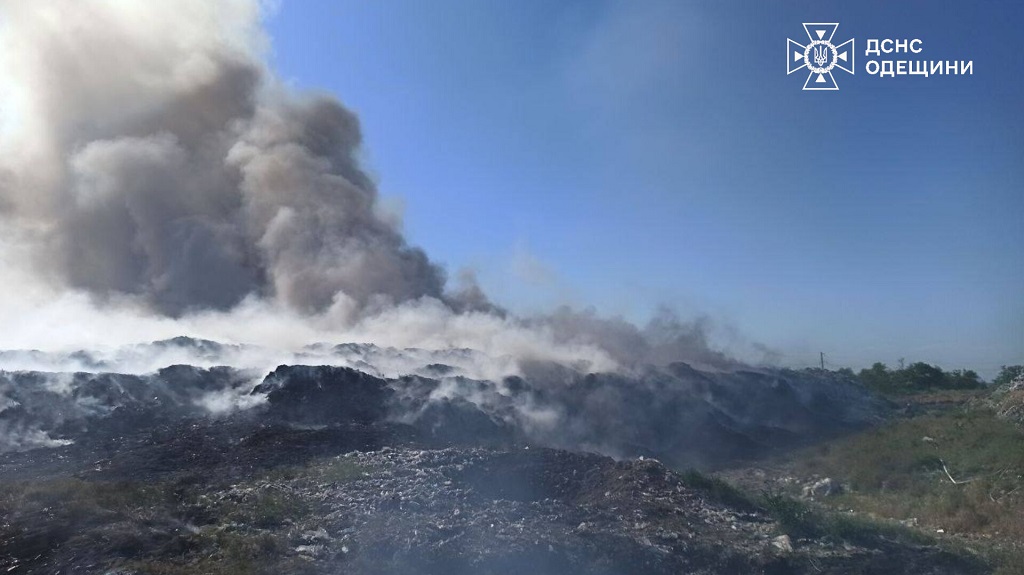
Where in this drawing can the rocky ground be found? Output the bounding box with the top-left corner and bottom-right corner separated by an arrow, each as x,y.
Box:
1,441 -> 989,575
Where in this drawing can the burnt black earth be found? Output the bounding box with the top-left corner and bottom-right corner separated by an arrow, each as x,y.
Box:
0,340 -> 990,574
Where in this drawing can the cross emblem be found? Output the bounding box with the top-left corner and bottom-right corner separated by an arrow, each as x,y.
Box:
787,23 -> 855,91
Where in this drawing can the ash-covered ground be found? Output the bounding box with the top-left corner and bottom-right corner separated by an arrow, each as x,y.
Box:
0,338 -> 991,574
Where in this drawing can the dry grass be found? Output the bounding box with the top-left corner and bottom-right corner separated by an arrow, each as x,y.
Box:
792,407 -> 1024,539
761,394 -> 1024,573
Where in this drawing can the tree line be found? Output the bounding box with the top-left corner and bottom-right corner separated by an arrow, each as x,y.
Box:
832,363 -> 1023,395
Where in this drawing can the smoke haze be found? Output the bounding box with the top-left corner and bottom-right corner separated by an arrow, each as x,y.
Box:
0,0 -> 769,376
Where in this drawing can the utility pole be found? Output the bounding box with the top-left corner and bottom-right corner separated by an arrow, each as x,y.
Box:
820,352 -> 825,370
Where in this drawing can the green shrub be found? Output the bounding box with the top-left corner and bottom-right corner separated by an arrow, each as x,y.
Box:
994,366 -> 1024,388
856,361 -> 985,395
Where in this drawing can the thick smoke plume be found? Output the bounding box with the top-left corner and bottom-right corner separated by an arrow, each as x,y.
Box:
0,0 -> 445,318
0,0 -> 768,374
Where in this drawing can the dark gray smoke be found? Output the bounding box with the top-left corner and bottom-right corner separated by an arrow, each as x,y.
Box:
0,0 -> 444,317
0,0 -> 774,371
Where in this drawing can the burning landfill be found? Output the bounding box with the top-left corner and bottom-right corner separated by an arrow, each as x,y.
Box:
0,1 -> 999,573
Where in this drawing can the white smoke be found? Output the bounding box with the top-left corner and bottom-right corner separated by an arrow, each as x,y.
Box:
0,0 -> 766,380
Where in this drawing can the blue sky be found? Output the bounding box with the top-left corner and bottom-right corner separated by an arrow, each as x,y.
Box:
264,0 -> 1023,375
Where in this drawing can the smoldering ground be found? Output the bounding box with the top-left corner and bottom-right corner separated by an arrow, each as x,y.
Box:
0,7 -> 991,574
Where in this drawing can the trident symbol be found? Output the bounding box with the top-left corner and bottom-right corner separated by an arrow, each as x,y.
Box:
788,23 -> 854,90
813,45 -> 828,66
